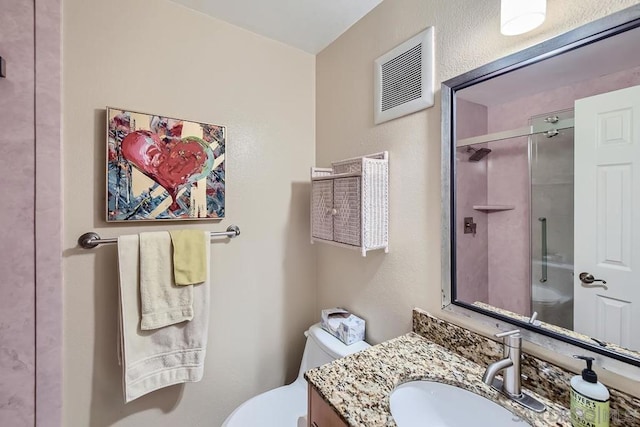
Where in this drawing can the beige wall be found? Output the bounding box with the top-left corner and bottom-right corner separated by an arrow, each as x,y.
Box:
62,0 -> 315,426
316,0 -> 640,391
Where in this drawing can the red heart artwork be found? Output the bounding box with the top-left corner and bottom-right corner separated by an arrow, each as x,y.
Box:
121,130 -> 211,207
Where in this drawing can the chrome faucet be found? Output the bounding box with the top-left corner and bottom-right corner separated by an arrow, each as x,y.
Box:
483,330 -> 523,397
482,329 -> 546,413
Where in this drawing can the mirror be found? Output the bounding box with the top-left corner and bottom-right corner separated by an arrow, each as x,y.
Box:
441,5 -> 640,367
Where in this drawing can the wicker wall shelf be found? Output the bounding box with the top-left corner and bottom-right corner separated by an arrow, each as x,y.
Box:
311,152 -> 389,257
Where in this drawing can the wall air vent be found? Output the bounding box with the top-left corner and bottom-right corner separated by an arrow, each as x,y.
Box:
374,27 -> 434,124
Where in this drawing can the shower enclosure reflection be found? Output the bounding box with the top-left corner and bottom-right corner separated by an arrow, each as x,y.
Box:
456,116 -> 576,329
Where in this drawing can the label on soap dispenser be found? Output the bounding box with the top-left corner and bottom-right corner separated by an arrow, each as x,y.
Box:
570,388 -> 610,427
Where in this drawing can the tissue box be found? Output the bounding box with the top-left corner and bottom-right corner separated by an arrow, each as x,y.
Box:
320,308 -> 365,345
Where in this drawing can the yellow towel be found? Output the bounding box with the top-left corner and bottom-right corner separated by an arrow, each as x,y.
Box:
169,229 -> 207,285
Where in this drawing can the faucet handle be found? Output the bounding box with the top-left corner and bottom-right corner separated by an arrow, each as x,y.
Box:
495,329 -> 522,349
495,329 -> 521,338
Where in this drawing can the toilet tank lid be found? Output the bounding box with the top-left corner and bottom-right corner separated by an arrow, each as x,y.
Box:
307,323 -> 370,358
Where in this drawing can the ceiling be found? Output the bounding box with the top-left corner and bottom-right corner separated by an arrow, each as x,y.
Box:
170,0 -> 384,54
458,25 -> 640,106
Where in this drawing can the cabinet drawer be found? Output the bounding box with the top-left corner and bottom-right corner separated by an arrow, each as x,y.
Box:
308,384 -> 348,427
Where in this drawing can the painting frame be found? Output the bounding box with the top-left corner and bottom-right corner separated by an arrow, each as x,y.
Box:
106,107 -> 226,222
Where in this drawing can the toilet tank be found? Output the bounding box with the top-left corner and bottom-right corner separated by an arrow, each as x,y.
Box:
296,324 -> 370,381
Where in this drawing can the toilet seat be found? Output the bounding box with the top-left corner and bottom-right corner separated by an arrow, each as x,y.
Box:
532,284 -> 571,305
221,378 -> 307,427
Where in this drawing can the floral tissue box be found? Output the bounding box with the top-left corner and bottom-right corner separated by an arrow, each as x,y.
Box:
320,308 -> 365,345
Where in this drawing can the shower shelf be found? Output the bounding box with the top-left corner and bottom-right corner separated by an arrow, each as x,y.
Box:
472,205 -> 515,212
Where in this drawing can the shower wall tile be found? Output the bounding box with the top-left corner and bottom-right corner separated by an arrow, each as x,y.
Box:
34,0 -> 62,425
456,158 -> 489,303
485,136 -> 530,315
0,2 -> 36,426
457,99 -> 488,139
455,99 -> 489,304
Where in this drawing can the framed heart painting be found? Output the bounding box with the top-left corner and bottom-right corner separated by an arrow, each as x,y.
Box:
106,107 -> 225,221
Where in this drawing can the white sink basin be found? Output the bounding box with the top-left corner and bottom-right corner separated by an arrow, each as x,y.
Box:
390,381 -> 531,427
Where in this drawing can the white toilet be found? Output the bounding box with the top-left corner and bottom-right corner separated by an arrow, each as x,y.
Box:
532,283 -> 573,329
222,323 -> 370,427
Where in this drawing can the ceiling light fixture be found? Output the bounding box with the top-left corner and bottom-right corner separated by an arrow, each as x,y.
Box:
501,0 -> 546,36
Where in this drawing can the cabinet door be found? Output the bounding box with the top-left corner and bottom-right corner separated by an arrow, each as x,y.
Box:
312,180 -> 334,241
333,177 -> 361,246
308,384 -> 348,427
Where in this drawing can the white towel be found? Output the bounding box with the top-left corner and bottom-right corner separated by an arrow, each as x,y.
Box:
139,231 -> 193,330
117,232 -> 210,403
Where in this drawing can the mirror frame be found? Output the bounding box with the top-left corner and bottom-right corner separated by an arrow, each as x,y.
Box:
441,4 -> 640,367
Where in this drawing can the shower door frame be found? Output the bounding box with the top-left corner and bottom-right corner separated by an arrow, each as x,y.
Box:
528,110 -> 575,330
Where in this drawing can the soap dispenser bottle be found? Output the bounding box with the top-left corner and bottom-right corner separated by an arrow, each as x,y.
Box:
570,356 -> 610,427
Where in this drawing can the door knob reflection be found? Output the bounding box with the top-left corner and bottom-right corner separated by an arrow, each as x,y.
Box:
579,272 -> 606,285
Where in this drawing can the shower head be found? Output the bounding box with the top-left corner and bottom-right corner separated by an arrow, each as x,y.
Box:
468,147 -> 491,162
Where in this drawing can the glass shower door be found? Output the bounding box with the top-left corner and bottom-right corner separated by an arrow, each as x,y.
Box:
530,111 -> 574,330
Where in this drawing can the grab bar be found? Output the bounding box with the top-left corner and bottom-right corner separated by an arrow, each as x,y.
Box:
77,225 -> 241,249
538,218 -> 547,283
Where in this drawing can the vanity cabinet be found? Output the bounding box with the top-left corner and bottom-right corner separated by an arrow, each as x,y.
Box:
311,152 -> 389,256
308,384 -> 348,427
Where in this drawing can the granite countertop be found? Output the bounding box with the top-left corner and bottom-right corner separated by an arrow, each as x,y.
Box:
304,332 -> 571,427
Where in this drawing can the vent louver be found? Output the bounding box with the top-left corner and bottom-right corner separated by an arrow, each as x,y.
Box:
381,44 -> 422,112
374,27 -> 434,124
